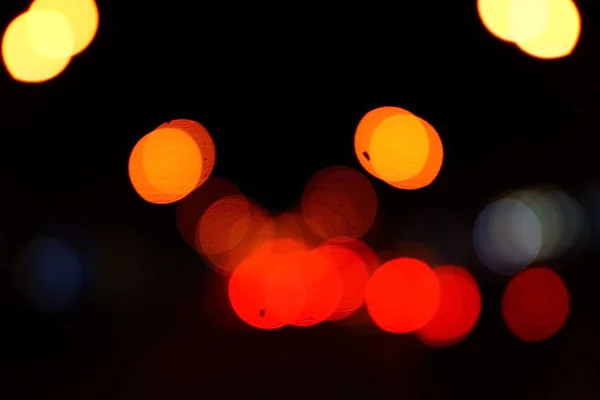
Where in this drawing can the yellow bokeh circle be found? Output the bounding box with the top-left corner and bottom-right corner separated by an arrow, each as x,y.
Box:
30,0 -> 99,56
25,9 -> 74,59
2,11 -> 72,83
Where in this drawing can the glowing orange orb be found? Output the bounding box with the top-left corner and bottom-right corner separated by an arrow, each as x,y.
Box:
128,127 -> 203,204
354,107 -> 443,190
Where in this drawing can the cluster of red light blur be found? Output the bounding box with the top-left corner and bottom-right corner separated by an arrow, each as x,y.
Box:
128,113 -> 571,346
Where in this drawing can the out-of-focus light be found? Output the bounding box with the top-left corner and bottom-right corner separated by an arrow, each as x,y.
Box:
228,239 -> 306,330
313,240 -> 370,321
29,0 -> 99,56
507,0 -> 550,43
355,106 -> 412,178
228,237 -> 348,329
387,117 -> 444,190
547,189 -> 588,257
176,177 -> 240,251
416,266 -> 481,347
25,9 -> 74,59
198,195 -> 275,276
516,0 -> 581,59
502,267 -> 569,342
128,127 -> 204,204
354,107 -> 443,190
365,258 -> 440,333
477,0 -> 515,42
198,195 -> 253,256
15,237 -> 84,313
326,237 -> 380,326
477,0 -> 549,43
301,166 -> 378,240
369,114 -> 430,182
511,189 -> 561,261
473,198 -> 542,275
272,210 -> 316,244
157,119 -> 216,189
129,121 -> 216,205
287,247 -> 343,327
512,187 -> 588,262
325,236 -> 380,274
478,0 -> 581,60
2,10 -> 72,83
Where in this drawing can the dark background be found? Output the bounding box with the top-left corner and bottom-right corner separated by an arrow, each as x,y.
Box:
0,0 -> 599,398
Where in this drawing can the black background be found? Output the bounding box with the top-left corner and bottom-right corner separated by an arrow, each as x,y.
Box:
0,0 -> 599,398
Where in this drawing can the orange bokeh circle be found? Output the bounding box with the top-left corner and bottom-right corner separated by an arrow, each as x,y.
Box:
354,106 -> 412,177
128,127 -> 203,204
157,119 -> 216,189
354,107 -> 443,190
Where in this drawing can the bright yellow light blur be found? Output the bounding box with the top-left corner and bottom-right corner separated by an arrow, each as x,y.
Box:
30,0 -> 99,56
2,11 -> 72,83
508,0 -> 550,43
516,0 -> 581,59
25,9 -> 74,59
478,0 -> 552,43
477,0 -> 514,42
368,114 -> 430,182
